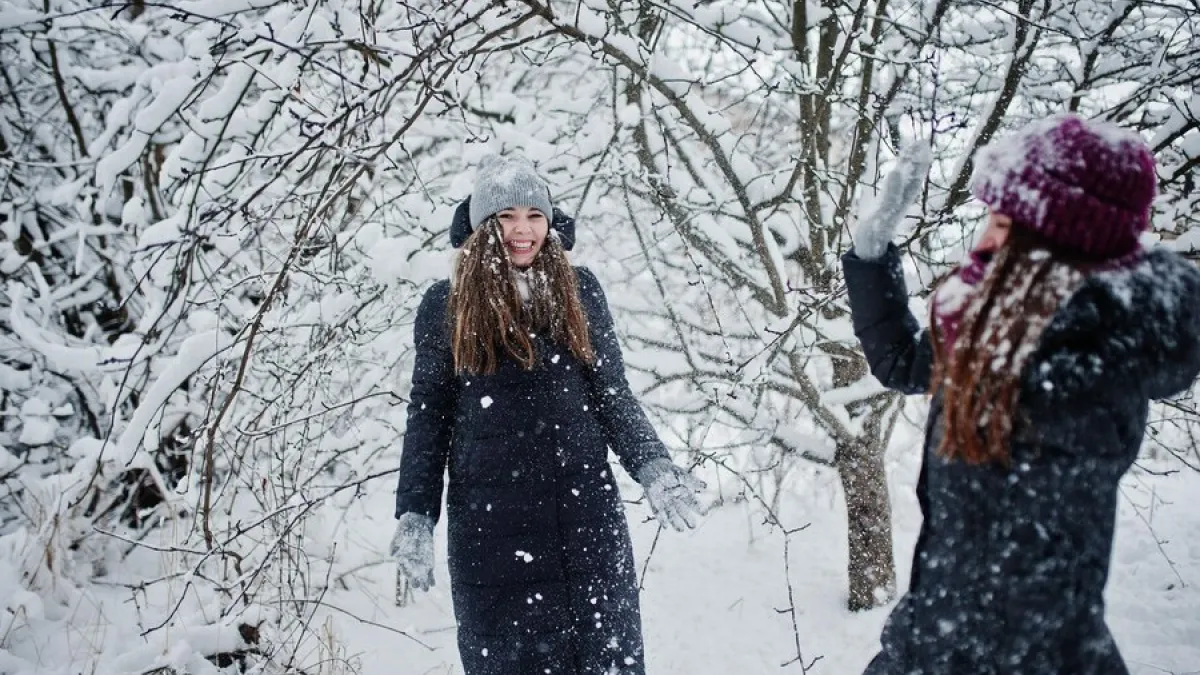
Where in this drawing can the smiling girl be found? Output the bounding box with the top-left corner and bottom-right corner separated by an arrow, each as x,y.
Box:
390,153 -> 704,675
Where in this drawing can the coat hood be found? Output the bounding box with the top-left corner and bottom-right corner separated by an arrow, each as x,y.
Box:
1026,246 -> 1200,404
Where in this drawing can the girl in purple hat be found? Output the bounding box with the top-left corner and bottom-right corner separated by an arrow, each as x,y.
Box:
843,114 -> 1200,674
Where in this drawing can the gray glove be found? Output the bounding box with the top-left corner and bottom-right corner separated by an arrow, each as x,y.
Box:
391,512 -> 435,592
635,458 -> 706,532
853,142 -> 933,260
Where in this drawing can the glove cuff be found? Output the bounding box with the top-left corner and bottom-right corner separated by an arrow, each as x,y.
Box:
635,457 -> 674,486
397,511 -> 434,533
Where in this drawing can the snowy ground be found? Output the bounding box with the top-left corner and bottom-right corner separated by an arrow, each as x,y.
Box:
4,430 -> 1197,674
331,437 -> 1200,675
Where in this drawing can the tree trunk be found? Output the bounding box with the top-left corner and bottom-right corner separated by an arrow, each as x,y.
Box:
836,437 -> 896,611
821,284 -> 899,612
824,340 -> 898,612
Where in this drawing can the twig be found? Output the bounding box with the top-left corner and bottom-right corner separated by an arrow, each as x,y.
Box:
776,527 -> 823,672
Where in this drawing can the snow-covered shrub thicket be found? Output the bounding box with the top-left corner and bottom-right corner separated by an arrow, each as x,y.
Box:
0,0 -> 1197,670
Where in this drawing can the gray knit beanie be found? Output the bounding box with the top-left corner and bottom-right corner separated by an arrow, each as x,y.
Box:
468,153 -> 553,228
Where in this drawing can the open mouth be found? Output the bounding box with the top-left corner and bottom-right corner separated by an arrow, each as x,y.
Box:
507,241 -> 534,255
970,249 -> 995,266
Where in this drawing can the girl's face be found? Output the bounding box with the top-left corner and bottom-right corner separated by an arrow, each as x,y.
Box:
974,210 -> 1012,255
497,207 -> 549,268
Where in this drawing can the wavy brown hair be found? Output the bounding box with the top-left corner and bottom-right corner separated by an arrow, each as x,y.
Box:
930,228 -> 1089,464
448,218 -> 594,375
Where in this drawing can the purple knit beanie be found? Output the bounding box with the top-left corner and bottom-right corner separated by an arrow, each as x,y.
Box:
969,113 -> 1157,260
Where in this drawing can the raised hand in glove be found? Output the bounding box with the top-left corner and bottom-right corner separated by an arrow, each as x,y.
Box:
635,457 -> 706,532
391,512 -> 435,592
853,143 -> 933,260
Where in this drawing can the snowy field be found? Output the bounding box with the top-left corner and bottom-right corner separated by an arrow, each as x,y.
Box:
1,414 -> 1197,675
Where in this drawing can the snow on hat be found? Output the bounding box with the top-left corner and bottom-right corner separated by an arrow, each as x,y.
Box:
969,113 -> 1157,260
468,153 -> 553,229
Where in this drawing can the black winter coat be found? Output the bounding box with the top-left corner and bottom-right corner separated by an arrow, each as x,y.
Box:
844,245 -> 1200,675
394,267 -> 668,675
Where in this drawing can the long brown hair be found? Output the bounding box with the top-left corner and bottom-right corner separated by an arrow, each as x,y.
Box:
449,218 -> 594,375
930,228 -> 1088,464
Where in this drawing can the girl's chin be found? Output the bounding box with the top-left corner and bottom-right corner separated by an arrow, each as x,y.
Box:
507,249 -> 539,267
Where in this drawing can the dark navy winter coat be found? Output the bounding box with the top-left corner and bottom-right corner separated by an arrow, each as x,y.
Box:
394,267 -> 668,675
844,245 -> 1200,674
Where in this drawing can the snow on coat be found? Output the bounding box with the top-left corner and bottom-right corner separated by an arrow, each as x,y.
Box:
394,266 -> 668,675
844,244 -> 1200,674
